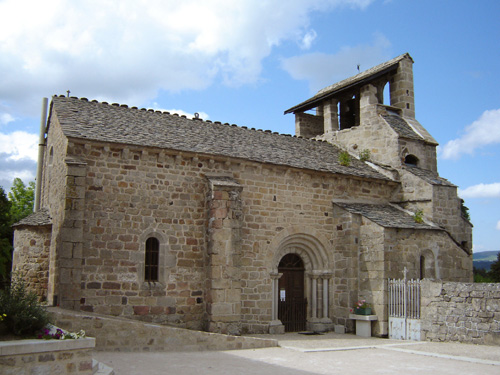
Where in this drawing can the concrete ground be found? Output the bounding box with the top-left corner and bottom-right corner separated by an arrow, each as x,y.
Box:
93,332 -> 500,375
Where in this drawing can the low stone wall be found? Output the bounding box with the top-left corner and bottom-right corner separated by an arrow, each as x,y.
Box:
420,280 -> 500,345
50,307 -> 278,352
0,337 -> 95,374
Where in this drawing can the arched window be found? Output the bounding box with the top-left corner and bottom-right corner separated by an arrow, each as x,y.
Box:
48,146 -> 54,166
145,237 -> 159,282
404,154 -> 419,166
420,255 -> 426,280
382,81 -> 390,106
419,251 -> 436,280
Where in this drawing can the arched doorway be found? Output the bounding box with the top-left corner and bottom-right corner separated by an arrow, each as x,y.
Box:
278,253 -> 306,332
268,228 -> 332,333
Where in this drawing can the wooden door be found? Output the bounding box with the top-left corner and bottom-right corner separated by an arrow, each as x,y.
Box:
278,254 -> 306,332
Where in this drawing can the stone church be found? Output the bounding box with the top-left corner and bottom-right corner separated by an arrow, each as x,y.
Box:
13,53 -> 472,336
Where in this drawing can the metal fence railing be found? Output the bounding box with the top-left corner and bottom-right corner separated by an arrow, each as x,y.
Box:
388,277 -> 421,319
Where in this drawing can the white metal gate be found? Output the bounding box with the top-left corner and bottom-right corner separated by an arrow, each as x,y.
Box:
388,271 -> 421,340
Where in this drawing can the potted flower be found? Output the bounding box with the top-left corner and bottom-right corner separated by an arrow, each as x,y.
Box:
352,300 -> 372,315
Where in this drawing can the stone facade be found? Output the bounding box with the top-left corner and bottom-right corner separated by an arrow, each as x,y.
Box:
420,281 -> 500,345
0,337 -> 95,375
330,203 -> 472,335
13,53 -> 472,337
11,214 -> 51,301
50,307 -> 277,352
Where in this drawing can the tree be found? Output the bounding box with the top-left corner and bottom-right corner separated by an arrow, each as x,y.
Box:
0,179 -> 35,281
460,199 -> 471,221
473,266 -> 494,283
8,178 -> 35,224
0,187 -> 12,279
490,253 -> 500,282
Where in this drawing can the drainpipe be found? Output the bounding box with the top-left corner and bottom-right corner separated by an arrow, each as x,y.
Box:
34,98 -> 48,212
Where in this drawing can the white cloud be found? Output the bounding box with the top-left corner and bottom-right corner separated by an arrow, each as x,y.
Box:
151,102 -> 210,121
440,108 -> 500,160
281,33 -> 392,92
459,183 -> 500,199
0,131 -> 39,161
0,113 -> 15,125
0,0 -> 374,118
0,131 -> 38,190
497,221 -> 500,231
0,167 -> 36,191
300,30 -> 318,50
166,110 -> 210,121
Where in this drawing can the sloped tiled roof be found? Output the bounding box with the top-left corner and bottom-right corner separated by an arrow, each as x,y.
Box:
49,96 -> 390,181
381,114 -> 422,141
12,208 -> 52,227
334,202 -> 440,230
404,166 -> 456,187
285,53 -> 413,114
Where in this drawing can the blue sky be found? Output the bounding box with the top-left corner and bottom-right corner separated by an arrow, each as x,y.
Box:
1,0 -> 499,252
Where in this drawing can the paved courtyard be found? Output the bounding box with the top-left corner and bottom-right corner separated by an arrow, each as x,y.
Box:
93,332 -> 500,375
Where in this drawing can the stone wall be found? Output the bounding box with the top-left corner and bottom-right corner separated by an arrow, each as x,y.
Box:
432,184 -> 472,252
384,229 -> 471,282
29,100 -> 472,336
398,169 -> 472,253
398,137 -> 437,173
0,337 -> 95,375
12,225 -> 51,301
330,204 -> 361,332
295,112 -> 323,138
358,218 -> 387,335
41,114 -> 68,212
421,281 -> 500,345
398,168 -> 434,216
41,114 -> 70,306
50,307 -> 277,352
59,124 -> 395,333
389,56 -> 415,119
206,176 -> 243,335
331,203 -> 472,337
322,104 -> 402,169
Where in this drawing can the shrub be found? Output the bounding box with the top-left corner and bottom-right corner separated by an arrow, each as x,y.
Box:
413,210 -> 424,223
359,149 -> 371,162
338,151 -> 351,166
0,277 -> 51,336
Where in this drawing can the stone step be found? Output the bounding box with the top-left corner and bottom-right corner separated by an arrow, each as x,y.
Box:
92,359 -> 115,375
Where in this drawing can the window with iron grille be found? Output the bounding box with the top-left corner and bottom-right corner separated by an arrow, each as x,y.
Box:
145,237 -> 159,282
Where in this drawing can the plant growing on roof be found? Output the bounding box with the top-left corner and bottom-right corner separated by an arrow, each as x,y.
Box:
413,209 -> 424,223
338,151 -> 351,166
359,149 -> 371,162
